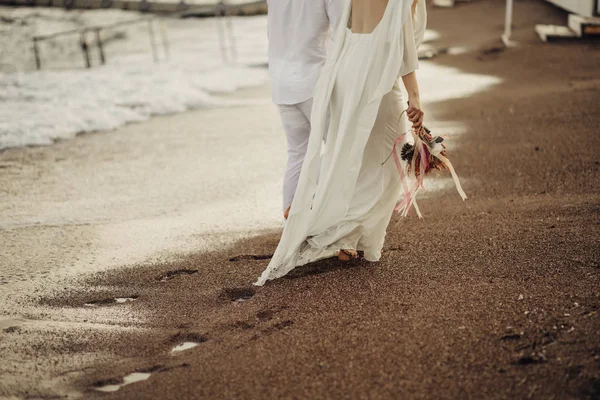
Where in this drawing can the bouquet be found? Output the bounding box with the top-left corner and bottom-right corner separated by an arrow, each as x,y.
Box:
384,123 -> 467,218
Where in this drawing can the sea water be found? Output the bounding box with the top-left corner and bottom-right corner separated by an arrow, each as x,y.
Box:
0,8 -> 269,150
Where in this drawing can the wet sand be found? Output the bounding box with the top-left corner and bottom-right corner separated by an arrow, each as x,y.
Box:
1,0 -> 599,399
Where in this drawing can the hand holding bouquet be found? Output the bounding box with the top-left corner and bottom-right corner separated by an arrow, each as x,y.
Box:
384,110 -> 467,218
406,100 -> 424,128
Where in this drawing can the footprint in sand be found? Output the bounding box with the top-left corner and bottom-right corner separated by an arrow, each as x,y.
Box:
220,287 -> 255,303
229,307 -> 292,339
256,309 -> 275,322
255,305 -> 289,321
171,342 -> 199,353
158,269 -> 198,282
94,364 -> 189,392
84,296 -> 138,307
95,372 -> 152,393
0,318 -> 27,333
169,332 -> 207,354
228,254 -> 273,262
249,320 -> 295,341
263,320 -> 294,334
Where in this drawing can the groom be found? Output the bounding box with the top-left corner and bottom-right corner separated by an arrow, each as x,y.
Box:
267,0 -> 342,219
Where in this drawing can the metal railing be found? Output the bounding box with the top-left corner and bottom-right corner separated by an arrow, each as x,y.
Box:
24,0 -> 260,70
214,1 -> 237,63
31,16 -> 169,70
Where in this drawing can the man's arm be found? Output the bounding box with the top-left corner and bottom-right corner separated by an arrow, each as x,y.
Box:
325,0 -> 343,30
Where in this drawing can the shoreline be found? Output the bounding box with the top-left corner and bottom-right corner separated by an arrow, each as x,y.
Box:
1,0 -> 599,398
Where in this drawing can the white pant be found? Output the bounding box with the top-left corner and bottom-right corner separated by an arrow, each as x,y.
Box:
278,98 -> 313,211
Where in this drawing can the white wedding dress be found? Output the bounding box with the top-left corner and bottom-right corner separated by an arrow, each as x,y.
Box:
256,0 -> 427,286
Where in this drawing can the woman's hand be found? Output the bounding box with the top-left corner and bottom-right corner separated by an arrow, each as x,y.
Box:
401,72 -> 424,127
407,99 -> 424,128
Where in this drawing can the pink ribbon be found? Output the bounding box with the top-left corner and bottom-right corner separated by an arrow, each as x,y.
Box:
390,133 -> 411,211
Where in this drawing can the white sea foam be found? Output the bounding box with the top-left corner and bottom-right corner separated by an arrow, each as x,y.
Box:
0,9 -> 269,150
0,63 -> 267,149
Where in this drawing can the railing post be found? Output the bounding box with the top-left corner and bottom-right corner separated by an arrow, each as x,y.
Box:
140,0 -> 150,12
95,28 -> 106,65
147,18 -> 159,63
80,30 -> 91,68
225,12 -> 237,63
32,38 -> 41,70
215,1 -> 228,64
160,22 -> 170,61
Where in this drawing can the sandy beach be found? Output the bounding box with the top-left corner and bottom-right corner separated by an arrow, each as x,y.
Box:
1,0 -> 599,398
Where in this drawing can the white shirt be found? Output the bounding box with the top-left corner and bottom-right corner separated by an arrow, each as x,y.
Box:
267,0 -> 342,105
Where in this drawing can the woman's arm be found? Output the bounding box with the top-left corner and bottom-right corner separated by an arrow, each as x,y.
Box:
402,72 -> 424,127
400,18 -> 423,127
400,9 -> 424,128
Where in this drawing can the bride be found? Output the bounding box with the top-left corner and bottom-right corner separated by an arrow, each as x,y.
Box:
256,0 -> 427,286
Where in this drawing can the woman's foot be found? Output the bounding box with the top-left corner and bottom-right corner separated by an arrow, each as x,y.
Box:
337,249 -> 359,261
283,206 -> 291,220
